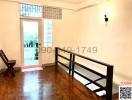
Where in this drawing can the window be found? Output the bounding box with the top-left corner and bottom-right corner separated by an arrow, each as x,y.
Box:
43,6 -> 62,19
20,3 -> 43,17
44,19 -> 52,47
20,4 -> 62,19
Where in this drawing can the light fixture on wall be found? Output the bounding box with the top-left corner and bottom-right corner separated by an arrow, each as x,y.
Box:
104,0 -> 110,22
104,14 -> 108,22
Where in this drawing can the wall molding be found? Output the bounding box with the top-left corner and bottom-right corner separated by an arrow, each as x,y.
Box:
42,63 -> 55,68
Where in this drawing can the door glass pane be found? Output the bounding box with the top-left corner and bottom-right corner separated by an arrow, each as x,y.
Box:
23,21 -> 39,66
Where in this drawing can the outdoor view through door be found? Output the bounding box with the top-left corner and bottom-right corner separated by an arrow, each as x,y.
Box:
22,21 -> 39,66
20,4 -> 53,67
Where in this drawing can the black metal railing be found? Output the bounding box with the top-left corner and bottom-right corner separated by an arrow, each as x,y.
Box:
55,47 -> 114,100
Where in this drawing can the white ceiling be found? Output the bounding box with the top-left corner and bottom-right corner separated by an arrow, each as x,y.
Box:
46,0 -> 88,4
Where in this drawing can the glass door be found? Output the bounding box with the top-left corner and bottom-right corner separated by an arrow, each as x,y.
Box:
21,20 -> 42,66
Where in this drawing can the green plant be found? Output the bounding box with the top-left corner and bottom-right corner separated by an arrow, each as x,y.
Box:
34,48 -> 38,60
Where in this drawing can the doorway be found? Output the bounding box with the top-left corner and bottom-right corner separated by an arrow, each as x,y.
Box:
21,19 -> 42,67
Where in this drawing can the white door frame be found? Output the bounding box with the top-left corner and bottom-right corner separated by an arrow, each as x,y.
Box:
20,18 -> 43,67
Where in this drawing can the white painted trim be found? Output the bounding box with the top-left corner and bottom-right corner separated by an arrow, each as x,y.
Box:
20,18 -> 43,67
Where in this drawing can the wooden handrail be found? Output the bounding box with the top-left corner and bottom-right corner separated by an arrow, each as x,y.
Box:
55,47 -> 114,100
56,47 -> 113,67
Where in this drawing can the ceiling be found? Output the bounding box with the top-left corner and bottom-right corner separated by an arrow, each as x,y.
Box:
46,0 -> 88,4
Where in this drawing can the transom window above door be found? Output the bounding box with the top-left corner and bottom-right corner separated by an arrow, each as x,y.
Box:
20,3 -> 43,17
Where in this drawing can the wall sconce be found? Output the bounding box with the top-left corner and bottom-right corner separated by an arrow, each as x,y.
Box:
104,0 -> 111,22
104,14 -> 108,22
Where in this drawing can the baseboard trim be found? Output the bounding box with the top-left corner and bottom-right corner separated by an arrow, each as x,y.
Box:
42,63 -> 55,68
0,68 -> 6,73
14,67 -> 21,71
0,63 -> 56,74
0,67 -> 21,74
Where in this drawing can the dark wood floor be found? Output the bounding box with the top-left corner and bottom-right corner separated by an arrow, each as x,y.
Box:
0,66 -> 103,100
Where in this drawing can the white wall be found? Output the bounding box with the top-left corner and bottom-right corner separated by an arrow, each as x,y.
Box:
0,0 -> 77,68
0,31 -> 2,49
74,0 -> 132,84
0,0 -> 131,85
0,0 -> 43,68
0,28 -> 3,69
0,1 -> 21,68
42,9 -> 77,64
